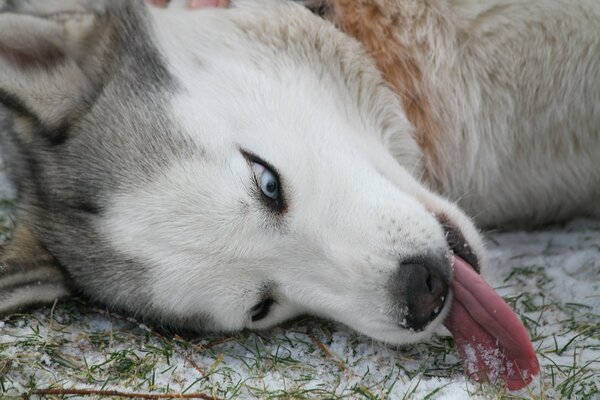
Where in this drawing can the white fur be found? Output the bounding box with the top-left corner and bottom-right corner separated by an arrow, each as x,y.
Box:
98,0 -> 598,344
96,0 -> 490,345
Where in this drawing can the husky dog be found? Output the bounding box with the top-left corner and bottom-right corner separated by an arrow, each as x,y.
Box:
0,0 -> 598,351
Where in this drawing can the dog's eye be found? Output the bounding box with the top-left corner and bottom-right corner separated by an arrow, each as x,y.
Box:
240,149 -> 286,212
252,162 -> 279,200
251,298 -> 274,322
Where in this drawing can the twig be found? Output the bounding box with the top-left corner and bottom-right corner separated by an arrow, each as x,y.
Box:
48,298 -> 58,332
155,333 -> 207,379
27,388 -> 221,399
192,337 -> 236,351
184,354 -> 207,378
309,335 -> 346,371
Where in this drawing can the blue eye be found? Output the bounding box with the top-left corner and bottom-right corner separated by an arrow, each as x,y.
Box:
241,149 -> 286,212
253,162 -> 280,200
260,169 -> 279,199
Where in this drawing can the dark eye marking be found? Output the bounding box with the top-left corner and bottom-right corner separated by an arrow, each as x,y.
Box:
240,149 -> 287,213
251,298 -> 275,322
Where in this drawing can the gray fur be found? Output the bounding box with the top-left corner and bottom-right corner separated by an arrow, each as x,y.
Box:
0,0 -> 202,323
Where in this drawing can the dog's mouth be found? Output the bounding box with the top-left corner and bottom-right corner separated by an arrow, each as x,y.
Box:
438,215 -> 480,273
435,216 -> 540,390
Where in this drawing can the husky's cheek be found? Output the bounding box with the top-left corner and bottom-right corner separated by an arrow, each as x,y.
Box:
99,157 -> 253,327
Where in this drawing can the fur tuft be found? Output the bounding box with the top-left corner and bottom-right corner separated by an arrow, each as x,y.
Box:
0,223 -> 70,318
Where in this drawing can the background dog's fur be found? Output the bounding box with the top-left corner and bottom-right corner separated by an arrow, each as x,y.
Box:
316,0 -> 600,227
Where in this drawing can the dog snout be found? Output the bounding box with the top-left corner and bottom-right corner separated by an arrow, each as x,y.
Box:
389,256 -> 450,331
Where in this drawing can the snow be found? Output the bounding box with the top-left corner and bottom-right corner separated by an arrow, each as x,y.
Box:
0,166 -> 599,399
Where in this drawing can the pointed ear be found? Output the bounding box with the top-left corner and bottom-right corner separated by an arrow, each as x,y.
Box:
0,221 -> 71,318
0,2 -> 105,140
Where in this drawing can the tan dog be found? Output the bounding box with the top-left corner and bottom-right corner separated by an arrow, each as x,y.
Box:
305,0 -> 600,227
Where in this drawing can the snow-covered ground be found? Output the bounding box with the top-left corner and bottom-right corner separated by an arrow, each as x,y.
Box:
0,164 -> 599,399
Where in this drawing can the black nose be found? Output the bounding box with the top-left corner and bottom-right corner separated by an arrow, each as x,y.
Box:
389,256 -> 450,331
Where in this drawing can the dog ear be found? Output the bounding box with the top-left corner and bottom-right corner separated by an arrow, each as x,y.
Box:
0,221 -> 71,318
0,1 -> 105,140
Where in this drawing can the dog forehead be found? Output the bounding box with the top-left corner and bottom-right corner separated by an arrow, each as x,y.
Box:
148,0 -> 420,169
166,69 -> 359,158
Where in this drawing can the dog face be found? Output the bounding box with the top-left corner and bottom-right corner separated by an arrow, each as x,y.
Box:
0,0 -> 484,345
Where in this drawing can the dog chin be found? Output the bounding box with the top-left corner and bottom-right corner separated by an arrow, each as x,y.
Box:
354,296 -> 454,346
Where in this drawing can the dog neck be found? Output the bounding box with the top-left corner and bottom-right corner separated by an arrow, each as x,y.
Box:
303,1 -> 451,192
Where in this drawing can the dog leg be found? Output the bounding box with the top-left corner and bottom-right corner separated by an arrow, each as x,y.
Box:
0,221 -> 71,318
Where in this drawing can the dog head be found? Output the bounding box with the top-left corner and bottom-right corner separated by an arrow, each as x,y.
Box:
0,0 -> 484,345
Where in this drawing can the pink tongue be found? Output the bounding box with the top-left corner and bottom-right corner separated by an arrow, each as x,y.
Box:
443,257 -> 540,390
